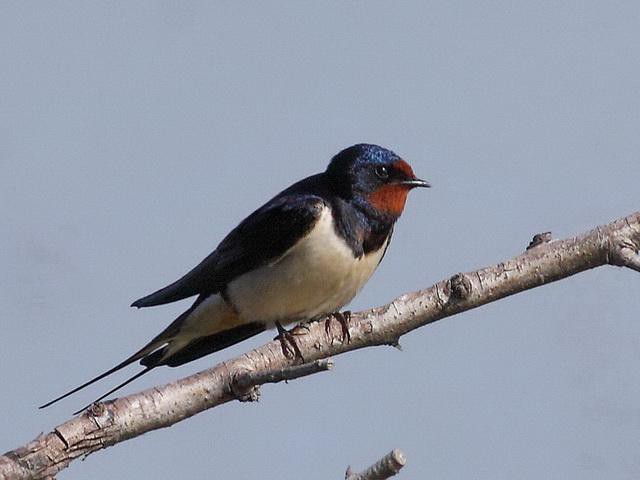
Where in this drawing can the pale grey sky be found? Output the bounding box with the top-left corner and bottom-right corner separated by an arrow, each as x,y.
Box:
2,2 -> 640,478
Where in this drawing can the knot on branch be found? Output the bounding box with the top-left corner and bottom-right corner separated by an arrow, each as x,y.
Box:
527,231 -> 552,250
607,233 -> 640,273
231,370 -> 262,402
447,273 -> 472,301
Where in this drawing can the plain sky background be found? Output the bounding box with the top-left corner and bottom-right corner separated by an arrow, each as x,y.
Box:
2,2 -> 640,478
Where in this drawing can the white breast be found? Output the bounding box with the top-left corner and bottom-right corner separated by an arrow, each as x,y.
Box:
226,206 -> 387,325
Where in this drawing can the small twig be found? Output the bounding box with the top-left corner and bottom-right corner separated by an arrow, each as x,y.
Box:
345,449 -> 407,480
234,358 -> 334,390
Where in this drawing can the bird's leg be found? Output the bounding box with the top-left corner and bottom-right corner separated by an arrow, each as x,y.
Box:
274,321 -> 305,362
324,310 -> 351,343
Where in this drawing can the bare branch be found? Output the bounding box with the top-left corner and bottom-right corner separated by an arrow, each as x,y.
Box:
1,210 -> 639,480
345,449 -> 407,480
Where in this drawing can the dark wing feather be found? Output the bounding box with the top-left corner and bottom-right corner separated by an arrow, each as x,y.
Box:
130,250 -> 219,307
132,193 -> 326,308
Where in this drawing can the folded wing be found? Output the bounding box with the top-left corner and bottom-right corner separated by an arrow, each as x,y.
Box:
131,194 -> 326,308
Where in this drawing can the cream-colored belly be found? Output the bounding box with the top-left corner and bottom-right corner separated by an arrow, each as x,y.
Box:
226,207 -> 386,325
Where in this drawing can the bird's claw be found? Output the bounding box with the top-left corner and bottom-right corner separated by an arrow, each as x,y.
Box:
274,321 -> 305,362
325,311 -> 351,343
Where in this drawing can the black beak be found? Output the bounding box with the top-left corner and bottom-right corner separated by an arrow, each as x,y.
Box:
400,178 -> 431,188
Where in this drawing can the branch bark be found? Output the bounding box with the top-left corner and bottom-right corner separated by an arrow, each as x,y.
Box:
1,211 -> 639,480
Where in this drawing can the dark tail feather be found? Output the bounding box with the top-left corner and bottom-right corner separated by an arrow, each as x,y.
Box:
72,366 -> 155,415
67,322 -> 266,414
157,321 -> 267,367
160,322 -> 266,367
38,335 -> 173,410
39,354 -> 147,409
39,304 -> 200,410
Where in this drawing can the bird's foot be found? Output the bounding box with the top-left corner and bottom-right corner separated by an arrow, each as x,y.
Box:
274,321 -> 305,362
325,311 -> 351,343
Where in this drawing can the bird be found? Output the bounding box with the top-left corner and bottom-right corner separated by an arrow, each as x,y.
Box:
40,143 -> 430,412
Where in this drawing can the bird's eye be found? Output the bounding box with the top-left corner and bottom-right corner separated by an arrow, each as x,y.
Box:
374,165 -> 389,180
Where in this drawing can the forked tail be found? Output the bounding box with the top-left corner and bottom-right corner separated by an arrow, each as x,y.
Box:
39,309 -> 266,413
38,338 -> 167,410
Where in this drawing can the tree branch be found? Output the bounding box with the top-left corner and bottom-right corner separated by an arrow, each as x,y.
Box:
1,211 -> 639,480
345,449 -> 407,480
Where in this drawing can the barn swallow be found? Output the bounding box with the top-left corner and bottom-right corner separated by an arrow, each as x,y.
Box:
40,143 -> 430,411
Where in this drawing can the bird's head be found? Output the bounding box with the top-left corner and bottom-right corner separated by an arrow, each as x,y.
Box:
326,144 -> 430,218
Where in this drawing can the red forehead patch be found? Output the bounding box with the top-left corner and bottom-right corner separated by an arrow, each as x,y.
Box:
393,159 -> 415,179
